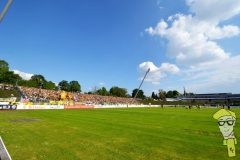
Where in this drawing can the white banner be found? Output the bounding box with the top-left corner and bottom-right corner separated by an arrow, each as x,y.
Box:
93,105 -> 150,108
0,102 -> 9,105
49,105 -> 64,109
17,105 -> 64,110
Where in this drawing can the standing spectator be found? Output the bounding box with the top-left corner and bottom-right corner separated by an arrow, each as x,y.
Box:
228,105 -> 230,110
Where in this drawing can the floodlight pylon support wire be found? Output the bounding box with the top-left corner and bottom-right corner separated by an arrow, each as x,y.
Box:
0,0 -> 13,23
134,68 -> 150,99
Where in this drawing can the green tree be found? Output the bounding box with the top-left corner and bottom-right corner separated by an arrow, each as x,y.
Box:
151,92 -> 159,99
166,90 -> 173,98
155,93 -> 159,99
45,81 -> 56,90
109,86 -> 127,97
29,75 -> 47,88
18,79 -> 28,86
69,80 -> 81,92
185,92 -> 194,96
58,80 -> 70,91
0,71 -> 22,85
132,88 -> 145,99
18,79 -> 37,87
95,88 -> 102,95
173,90 -> 180,97
159,89 -> 166,100
101,87 -> 108,96
95,87 -> 108,96
0,60 -> 9,75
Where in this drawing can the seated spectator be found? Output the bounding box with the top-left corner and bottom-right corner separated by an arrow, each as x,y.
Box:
18,86 -> 138,105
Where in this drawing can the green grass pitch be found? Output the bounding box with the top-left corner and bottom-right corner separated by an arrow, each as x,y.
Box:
0,107 -> 239,160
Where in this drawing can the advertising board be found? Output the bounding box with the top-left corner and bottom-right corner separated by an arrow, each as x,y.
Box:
0,102 -> 9,105
64,105 -> 94,109
17,105 -> 64,110
94,105 -> 149,108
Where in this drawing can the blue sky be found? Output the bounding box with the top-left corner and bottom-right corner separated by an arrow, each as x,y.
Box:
1,0 -> 240,96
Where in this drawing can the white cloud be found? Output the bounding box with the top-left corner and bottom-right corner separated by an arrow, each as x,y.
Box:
144,0 -> 240,93
175,54 -> 240,94
137,61 -> 179,85
205,25 -> 240,40
145,0 -> 240,68
160,63 -> 180,74
188,0 -> 240,22
152,81 -> 160,85
13,70 -> 33,80
167,16 -> 173,21
186,0 -> 194,5
99,82 -> 105,86
137,61 -> 165,85
188,55 -> 240,84
146,14 -> 236,68
146,20 -> 168,36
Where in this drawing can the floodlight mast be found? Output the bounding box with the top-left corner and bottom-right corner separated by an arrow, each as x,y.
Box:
134,68 -> 150,99
0,0 -> 13,23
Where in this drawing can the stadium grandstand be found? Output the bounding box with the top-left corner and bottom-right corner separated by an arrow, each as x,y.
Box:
0,83 -> 20,99
178,93 -> 240,103
16,86 -> 138,106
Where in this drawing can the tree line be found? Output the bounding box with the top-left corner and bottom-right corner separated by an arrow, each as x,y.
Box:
0,60 -> 136,98
1,59 -> 190,99
150,89 -> 194,100
0,60 -> 81,92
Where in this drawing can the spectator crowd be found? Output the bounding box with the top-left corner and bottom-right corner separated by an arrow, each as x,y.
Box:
0,83 -> 14,90
18,86 -> 138,105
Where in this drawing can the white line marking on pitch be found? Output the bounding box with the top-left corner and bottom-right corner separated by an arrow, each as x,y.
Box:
171,115 -> 180,119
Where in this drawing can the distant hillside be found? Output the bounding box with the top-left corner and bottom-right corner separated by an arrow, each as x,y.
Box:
0,89 -> 21,99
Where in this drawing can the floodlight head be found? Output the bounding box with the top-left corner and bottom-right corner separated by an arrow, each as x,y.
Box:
0,0 -> 13,23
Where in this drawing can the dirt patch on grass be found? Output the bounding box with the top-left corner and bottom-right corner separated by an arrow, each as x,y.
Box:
10,118 -> 42,122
